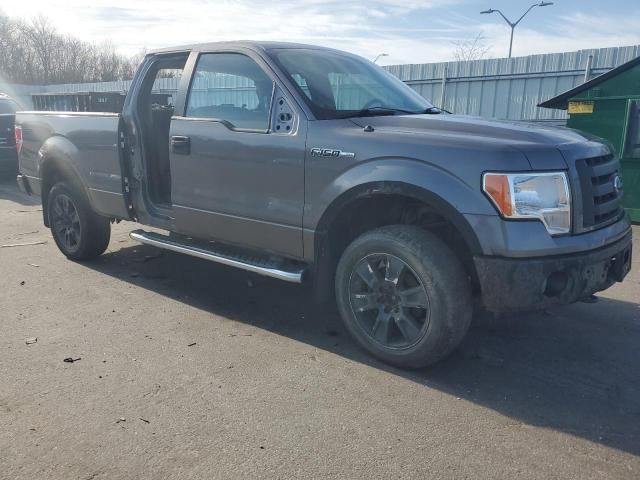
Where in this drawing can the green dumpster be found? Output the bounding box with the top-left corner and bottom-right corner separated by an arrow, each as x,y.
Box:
539,56 -> 640,223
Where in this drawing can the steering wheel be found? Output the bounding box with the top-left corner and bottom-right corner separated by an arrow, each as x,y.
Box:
361,98 -> 385,110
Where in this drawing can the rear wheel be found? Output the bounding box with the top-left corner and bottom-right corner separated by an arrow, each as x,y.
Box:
335,225 -> 472,368
48,182 -> 110,260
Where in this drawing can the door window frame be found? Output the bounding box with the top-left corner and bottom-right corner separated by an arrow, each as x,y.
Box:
177,49 -> 283,134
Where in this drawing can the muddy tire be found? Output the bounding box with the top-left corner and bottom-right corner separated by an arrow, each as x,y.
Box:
335,225 -> 472,368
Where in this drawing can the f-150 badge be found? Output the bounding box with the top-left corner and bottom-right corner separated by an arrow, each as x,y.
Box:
310,148 -> 355,159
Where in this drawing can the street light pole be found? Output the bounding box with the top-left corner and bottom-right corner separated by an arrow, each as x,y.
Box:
508,24 -> 515,59
372,53 -> 389,64
481,2 -> 553,58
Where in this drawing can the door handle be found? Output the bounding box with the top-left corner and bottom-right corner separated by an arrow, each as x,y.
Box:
171,135 -> 191,155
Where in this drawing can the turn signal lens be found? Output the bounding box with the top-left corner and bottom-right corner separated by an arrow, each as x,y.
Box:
483,174 -> 512,216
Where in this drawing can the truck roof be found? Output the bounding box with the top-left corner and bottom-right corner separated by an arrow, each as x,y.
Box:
148,40 -> 343,55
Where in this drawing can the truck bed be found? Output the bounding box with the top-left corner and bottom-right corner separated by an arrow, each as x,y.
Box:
16,111 -> 128,219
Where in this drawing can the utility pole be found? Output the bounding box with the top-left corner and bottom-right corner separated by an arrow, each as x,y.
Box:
481,2 -> 553,58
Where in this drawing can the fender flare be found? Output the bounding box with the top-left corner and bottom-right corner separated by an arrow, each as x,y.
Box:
39,139 -> 88,227
314,180 -> 483,260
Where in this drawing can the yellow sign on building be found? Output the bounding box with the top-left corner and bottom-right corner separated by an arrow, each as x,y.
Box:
568,101 -> 595,114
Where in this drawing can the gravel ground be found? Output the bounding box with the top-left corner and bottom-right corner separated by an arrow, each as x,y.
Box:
1,176 -> 639,480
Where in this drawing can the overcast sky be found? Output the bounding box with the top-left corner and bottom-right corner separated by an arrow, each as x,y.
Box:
4,0 -> 640,64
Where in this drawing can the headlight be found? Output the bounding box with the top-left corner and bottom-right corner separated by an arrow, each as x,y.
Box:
482,172 -> 571,236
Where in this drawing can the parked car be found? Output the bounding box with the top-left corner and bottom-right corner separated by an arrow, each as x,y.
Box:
0,93 -> 18,174
15,42 -> 633,367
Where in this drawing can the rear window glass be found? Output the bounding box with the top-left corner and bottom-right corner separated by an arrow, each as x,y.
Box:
0,100 -> 17,114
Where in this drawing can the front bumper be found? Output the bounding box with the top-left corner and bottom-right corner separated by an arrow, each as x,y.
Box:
474,230 -> 633,312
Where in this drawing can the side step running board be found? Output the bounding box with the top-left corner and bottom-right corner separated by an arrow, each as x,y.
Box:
129,230 -> 305,283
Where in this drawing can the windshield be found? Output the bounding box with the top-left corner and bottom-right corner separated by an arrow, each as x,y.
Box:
270,48 -> 433,120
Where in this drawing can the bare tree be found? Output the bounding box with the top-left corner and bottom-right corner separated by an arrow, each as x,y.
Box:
453,33 -> 491,62
129,48 -> 149,73
0,15 -> 138,85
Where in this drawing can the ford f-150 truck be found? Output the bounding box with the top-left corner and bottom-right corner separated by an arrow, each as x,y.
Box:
15,42 -> 633,367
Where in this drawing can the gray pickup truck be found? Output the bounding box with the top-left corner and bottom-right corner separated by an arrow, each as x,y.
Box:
16,41 -> 633,367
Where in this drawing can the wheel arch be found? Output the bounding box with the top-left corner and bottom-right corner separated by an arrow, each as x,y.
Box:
315,181 -> 482,257
311,181 -> 483,305
40,150 -> 88,228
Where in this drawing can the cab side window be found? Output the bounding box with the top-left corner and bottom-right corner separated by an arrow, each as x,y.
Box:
186,53 -> 274,131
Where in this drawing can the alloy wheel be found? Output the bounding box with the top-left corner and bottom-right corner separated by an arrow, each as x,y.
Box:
51,193 -> 81,252
348,253 -> 431,350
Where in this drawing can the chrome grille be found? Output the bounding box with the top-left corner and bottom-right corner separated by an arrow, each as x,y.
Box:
576,154 -> 624,230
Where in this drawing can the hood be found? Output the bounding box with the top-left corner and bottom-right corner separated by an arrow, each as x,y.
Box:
350,113 -> 588,146
350,114 -> 594,169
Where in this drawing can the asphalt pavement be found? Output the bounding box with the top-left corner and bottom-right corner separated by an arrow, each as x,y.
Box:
1,176 -> 639,479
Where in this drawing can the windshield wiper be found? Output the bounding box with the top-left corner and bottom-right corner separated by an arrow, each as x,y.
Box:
424,106 -> 451,114
334,106 -> 421,119
335,106 -> 450,119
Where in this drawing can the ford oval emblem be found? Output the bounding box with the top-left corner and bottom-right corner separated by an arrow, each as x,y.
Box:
613,174 -> 623,193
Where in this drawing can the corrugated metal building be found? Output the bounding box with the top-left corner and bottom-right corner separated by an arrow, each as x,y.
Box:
2,44 -> 639,122
387,45 -> 640,123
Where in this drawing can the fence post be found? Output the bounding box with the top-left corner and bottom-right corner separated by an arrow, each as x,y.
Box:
440,65 -> 447,109
584,54 -> 594,83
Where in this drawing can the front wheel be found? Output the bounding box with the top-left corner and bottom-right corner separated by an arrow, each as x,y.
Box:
335,225 -> 472,368
48,182 -> 111,260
